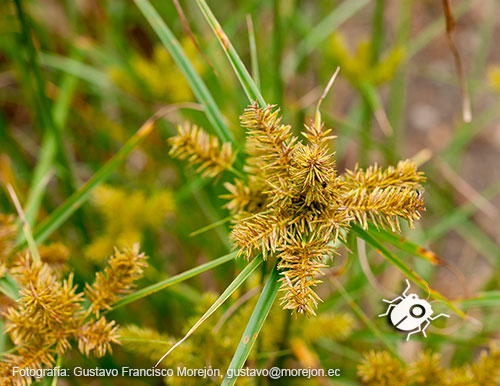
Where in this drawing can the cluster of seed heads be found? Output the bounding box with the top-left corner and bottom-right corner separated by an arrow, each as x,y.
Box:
170,102 -> 426,316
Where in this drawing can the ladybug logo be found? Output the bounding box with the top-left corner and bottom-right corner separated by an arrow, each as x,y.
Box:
379,279 -> 449,341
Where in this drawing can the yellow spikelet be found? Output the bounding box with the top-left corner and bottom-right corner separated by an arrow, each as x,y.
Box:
470,344 -> 500,386
341,160 -> 426,231
289,123 -> 338,206
0,346 -> 55,385
0,243 -> 149,384
342,160 -> 426,190
222,177 -> 266,215
231,212 -> 287,259
277,235 -> 335,317
77,317 -> 120,358
85,244 -> 148,316
407,351 -> 446,386
6,259 -> 83,354
357,347 -> 500,386
443,368 -> 475,386
227,104 -> 426,316
241,102 -> 296,172
169,122 -> 235,178
357,350 -> 407,386
1,253 -> 81,385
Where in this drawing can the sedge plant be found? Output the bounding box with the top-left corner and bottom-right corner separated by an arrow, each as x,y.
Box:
138,1 -> 463,384
2,1 -> 499,385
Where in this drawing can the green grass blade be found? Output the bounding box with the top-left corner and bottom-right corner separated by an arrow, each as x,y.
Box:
12,113 -> 159,253
196,0 -> 266,107
14,0 -> 78,180
367,224 -> 443,265
24,52 -> 80,228
14,0 -> 79,225
351,225 -> 465,318
155,256 -> 263,367
134,0 -> 234,143
0,345 -> 18,359
22,134 -> 56,227
246,15 -> 260,90
368,225 -> 484,293
422,176 -> 500,264
369,0 -> 385,64
222,263 -> 280,386
458,291 -> 500,309
44,355 -> 62,386
40,52 -> 113,89
189,216 -> 231,237
0,276 -> 19,300
110,251 -> 238,312
271,0 -> 283,105
190,186 -> 233,250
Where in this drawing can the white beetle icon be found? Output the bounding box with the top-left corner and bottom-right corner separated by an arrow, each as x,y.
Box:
379,279 -> 449,341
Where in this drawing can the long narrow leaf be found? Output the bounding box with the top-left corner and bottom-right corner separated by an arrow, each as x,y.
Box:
246,15 -> 260,90
134,0 -> 234,143
196,0 -> 266,107
109,251 -> 238,312
14,0 -> 78,185
366,224 -> 472,298
155,256 -> 263,367
0,275 -> 19,300
40,52 -> 112,90
222,263 -> 280,386
368,224 -> 444,265
458,291 -> 500,309
12,108 -> 167,252
25,51 -> 81,228
352,225 -> 465,318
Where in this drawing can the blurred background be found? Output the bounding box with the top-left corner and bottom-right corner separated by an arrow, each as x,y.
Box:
1,0 -> 500,385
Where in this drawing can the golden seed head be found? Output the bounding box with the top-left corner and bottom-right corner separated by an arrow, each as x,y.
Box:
85,244 -> 148,316
358,350 -> 407,386
173,102 -> 427,317
169,122 -> 235,178
225,103 -> 426,316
